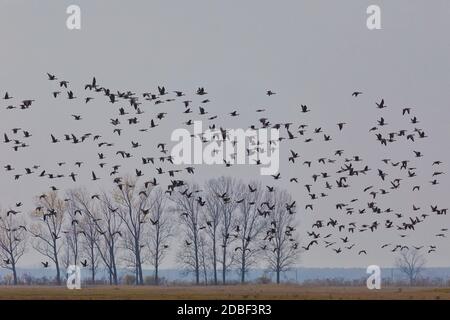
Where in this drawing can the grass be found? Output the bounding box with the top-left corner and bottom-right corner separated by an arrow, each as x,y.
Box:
0,285 -> 450,300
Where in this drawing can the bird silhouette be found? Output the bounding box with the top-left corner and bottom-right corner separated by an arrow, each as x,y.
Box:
0,73 -> 446,266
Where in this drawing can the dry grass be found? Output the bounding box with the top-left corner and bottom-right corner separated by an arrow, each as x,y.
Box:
0,285 -> 449,300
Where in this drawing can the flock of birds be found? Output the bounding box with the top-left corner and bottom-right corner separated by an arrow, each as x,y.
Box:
1,72 -> 448,268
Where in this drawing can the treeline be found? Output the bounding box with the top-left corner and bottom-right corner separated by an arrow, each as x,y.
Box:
0,176 -> 299,285
302,277 -> 450,287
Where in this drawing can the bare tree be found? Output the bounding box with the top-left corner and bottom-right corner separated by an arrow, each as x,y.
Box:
0,210 -> 27,285
396,249 -> 426,285
171,183 -> 203,284
97,193 -> 123,285
234,181 -> 268,283
64,193 -> 83,266
29,191 -> 66,285
113,177 -> 154,285
79,212 -> 101,284
207,177 -> 240,284
61,238 -> 71,271
67,190 -> 103,285
145,187 -> 172,285
199,234 -> 209,285
204,184 -> 222,285
263,190 -> 299,284
70,189 -> 122,285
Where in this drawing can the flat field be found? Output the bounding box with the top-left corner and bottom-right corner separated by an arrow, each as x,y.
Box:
0,285 -> 449,300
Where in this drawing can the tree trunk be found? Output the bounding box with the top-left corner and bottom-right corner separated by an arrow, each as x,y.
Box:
54,246 -> 61,285
12,264 -> 18,285
212,229 -> 218,286
113,268 -> 118,285
90,245 -> 95,284
222,245 -> 227,284
241,254 -> 246,283
74,235 -> 78,265
138,263 -> 144,285
276,252 -> 281,284
194,240 -> 200,285
55,262 -> 61,285
135,264 -> 138,285
111,249 -> 118,285
240,238 -> 246,283
134,238 -> 143,285
155,231 -> 160,285
137,251 -> 143,285
212,232 -> 217,285
203,256 -> 208,285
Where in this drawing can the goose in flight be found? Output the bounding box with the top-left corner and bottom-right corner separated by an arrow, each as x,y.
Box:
376,99 -> 387,109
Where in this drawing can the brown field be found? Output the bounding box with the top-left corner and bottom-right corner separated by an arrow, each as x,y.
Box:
0,285 -> 450,300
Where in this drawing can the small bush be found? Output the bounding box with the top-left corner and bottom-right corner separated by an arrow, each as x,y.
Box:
255,275 -> 272,284
144,275 -> 168,285
122,274 -> 136,285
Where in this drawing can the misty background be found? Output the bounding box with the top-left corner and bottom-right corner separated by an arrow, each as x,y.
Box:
0,0 -> 449,273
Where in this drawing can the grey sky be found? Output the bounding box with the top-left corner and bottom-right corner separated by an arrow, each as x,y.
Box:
0,0 -> 449,270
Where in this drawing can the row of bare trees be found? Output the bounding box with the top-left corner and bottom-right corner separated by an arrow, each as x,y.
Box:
0,176 -> 300,285
173,177 -> 300,285
0,213 -> 27,285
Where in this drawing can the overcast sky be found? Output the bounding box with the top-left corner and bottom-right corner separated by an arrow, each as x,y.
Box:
0,0 -> 449,270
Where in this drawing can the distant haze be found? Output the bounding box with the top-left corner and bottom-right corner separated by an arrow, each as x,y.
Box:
0,1 -> 449,269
